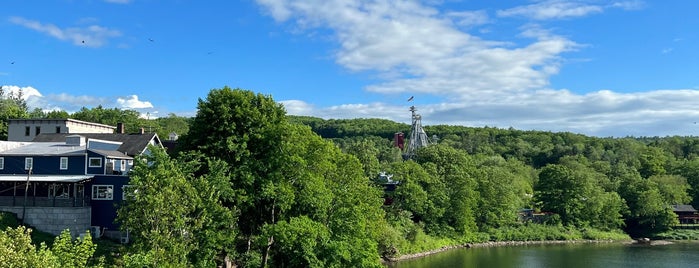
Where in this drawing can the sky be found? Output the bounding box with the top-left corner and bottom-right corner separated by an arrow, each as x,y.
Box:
2,0 -> 699,138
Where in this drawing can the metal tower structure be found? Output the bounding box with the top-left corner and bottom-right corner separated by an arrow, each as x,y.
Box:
405,105 -> 430,157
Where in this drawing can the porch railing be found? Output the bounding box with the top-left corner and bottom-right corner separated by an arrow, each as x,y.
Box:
0,196 -> 91,207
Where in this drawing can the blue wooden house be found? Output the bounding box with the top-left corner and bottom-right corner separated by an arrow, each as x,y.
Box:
0,132 -> 161,239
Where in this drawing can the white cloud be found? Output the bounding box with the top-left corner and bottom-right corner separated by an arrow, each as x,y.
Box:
117,95 -> 154,109
497,0 -> 604,20
1,85 -> 157,114
283,88 -> 699,137
446,10 -> 490,27
256,0 -> 574,100
9,17 -> 122,47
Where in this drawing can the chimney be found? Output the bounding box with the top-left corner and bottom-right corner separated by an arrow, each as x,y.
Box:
139,127 -> 145,134
116,122 -> 125,134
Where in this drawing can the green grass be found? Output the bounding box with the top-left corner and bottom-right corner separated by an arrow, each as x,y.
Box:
0,211 -> 55,246
652,229 -> 699,240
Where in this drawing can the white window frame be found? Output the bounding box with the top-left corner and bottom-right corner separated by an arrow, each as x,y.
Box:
25,157 -> 33,170
89,157 -> 102,168
92,185 -> 113,200
60,157 -> 68,170
0,157 -> 4,170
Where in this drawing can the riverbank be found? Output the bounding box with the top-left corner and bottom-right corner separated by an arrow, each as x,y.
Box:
384,239 -> 631,263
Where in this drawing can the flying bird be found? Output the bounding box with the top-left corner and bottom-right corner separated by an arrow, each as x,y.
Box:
407,96 -> 414,102
148,38 -> 155,42
10,61 -> 15,64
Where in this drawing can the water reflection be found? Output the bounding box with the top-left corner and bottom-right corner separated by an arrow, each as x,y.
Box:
388,242 -> 699,268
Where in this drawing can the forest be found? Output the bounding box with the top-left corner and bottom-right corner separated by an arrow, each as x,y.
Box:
2,86 -> 699,267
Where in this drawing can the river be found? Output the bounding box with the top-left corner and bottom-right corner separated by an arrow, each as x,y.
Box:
387,241 -> 699,268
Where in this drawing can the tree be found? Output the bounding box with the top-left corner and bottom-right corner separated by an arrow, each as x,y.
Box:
178,87 -> 386,267
1,86 -> 30,140
117,147 -> 199,267
614,165 -> 677,236
0,226 -> 101,268
71,106 -> 144,133
648,174 -> 691,205
414,144 -> 479,235
535,162 -> 625,230
475,156 -> 533,230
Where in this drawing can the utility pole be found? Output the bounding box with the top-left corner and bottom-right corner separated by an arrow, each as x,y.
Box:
22,168 -> 32,225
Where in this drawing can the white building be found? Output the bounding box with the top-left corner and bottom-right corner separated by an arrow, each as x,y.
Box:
7,119 -> 115,142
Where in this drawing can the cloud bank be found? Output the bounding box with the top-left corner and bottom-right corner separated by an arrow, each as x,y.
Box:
261,0 -> 699,137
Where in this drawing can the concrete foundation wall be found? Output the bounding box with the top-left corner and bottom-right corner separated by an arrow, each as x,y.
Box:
0,206 -> 91,237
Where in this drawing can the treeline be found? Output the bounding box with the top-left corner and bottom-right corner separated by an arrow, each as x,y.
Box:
0,87 -> 190,141
3,86 -> 697,267
295,116 -> 699,239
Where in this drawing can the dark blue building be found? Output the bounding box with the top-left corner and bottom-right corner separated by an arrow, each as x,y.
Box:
0,132 -> 161,238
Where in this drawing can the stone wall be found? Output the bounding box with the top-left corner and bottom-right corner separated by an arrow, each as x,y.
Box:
0,206 -> 91,237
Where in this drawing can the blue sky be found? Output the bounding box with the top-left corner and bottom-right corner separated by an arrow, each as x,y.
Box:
2,0 -> 699,137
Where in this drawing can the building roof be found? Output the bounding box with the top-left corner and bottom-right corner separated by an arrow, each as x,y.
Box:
0,142 -> 85,156
672,204 -> 697,213
89,149 -> 133,159
8,118 -> 116,130
0,175 -> 92,183
0,141 -> 30,152
33,133 -> 161,156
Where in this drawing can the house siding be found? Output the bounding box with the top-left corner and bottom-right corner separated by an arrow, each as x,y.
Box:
88,175 -> 129,229
0,155 -> 85,175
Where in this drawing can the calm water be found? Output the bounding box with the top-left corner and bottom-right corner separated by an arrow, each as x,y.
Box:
388,242 -> 699,268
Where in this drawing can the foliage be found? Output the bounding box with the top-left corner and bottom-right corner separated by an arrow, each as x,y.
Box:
116,147 -> 200,267
0,226 -> 102,268
652,229 -> 699,240
178,87 -> 386,267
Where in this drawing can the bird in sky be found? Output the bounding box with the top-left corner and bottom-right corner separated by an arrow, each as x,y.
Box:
148,38 -> 154,42
407,96 -> 414,102
10,61 -> 15,64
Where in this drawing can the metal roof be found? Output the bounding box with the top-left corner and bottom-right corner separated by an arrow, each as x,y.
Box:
0,142 -> 86,156
0,175 -> 92,183
34,133 -> 161,156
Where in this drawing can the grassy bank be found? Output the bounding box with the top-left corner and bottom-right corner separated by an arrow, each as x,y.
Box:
652,229 -> 699,240
386,224 -> 631,262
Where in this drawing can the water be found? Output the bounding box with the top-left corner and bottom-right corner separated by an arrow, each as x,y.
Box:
388,242 -> 699,268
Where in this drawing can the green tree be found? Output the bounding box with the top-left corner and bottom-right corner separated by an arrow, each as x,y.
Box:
179,87 -> 385,267
614,165 -> 678,236
535,162 -> 625,229
648,174 -> 691,205
1,86 -> 30,140
0,226 -> 101,268
415,144 -> 479,236
71,106 -> 144,133
117,147 -> 199,267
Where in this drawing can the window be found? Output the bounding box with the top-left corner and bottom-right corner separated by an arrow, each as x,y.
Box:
35,126 -> 40,136
49,184 -> 70,198
60,157 -> 68,170
122,185 -> 136,200
89,157 -> 102,167
25,157 -> 33,170
24,126 -> 30,136
120,160 -> 126,171
56,126 -> 61,133
92,185 -> 113,200
0,157 -> 3,170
